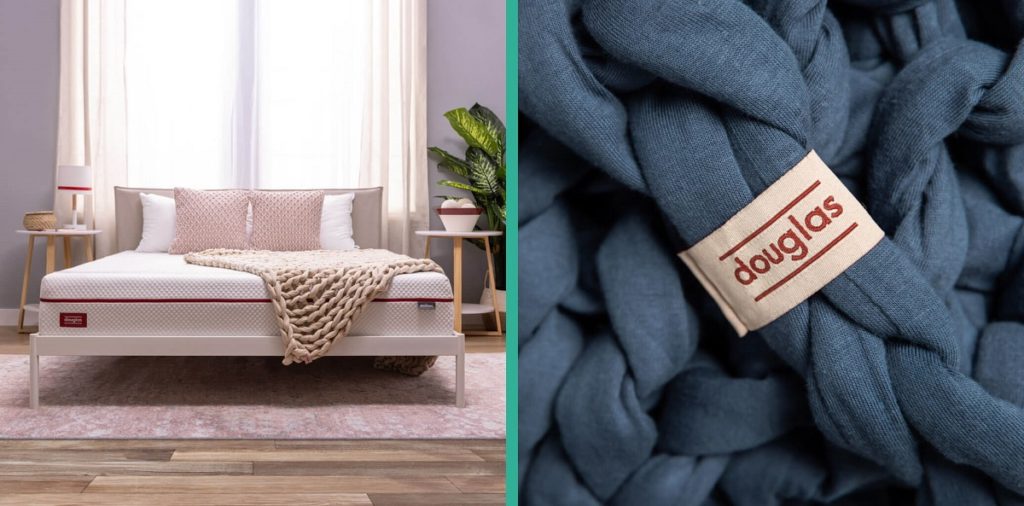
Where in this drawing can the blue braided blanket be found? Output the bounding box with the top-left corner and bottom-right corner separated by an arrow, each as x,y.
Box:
519,0 -> 1024,503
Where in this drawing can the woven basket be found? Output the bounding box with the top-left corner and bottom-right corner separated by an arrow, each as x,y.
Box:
23,211 -> 57,231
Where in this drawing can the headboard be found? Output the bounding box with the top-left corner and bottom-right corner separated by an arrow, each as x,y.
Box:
113,187 -> 383,252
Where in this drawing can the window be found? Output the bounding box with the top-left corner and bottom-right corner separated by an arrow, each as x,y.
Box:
123,0 -> 373,189
57,0 -> 426,255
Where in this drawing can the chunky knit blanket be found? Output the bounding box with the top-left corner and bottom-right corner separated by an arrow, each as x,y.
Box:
185,249 -> 443,373
521,0 -> 1024,504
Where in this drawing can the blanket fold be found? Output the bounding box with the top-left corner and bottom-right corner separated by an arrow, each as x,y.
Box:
185,249 -> 444,374
520,0 -> 1024,502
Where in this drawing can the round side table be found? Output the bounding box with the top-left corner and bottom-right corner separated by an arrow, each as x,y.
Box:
415,230 -> 503,336
16,229 -> 102,333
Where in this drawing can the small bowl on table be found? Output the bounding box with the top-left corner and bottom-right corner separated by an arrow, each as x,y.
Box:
23,211 -> 57,231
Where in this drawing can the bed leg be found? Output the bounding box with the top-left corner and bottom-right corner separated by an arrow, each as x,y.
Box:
456,350 -> 466,408
29,335 -> 39,409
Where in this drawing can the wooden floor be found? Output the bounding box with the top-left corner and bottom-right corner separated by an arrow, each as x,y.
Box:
0,327 -> 27,355
0,327 -> 507,504
0,439 -> 505,504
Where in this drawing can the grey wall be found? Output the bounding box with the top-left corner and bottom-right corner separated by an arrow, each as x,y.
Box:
426,0 -> 506,306
0,0 -> 61,311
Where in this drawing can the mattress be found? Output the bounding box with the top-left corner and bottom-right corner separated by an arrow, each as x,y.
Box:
38,251 -> 454,337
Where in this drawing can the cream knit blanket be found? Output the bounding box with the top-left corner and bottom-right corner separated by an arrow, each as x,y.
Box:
184,249 -> 444,372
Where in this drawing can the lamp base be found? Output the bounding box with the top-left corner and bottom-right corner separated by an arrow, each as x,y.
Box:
62,224 -> 87,231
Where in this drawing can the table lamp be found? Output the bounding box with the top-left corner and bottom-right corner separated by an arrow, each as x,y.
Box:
56,165 -> 93,230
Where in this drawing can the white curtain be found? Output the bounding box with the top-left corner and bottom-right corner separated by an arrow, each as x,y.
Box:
56,0 -> 128,257
360,0 -> 428,255
56,0 -> 428,256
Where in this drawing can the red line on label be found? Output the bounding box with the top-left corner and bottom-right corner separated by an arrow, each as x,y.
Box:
56,186 -> 92,191
718,180 -> 821,261
753,222 -> 859,302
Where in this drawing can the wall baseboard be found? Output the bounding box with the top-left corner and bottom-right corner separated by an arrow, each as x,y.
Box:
0,308 -> 36,327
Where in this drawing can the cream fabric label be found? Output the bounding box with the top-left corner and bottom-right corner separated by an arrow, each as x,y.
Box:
678,150 -> 884,336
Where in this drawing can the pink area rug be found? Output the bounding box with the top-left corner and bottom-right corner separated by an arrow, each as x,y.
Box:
0,354 -> 504,439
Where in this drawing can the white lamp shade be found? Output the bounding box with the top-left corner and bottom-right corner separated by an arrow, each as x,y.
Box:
56,165 -> 93,194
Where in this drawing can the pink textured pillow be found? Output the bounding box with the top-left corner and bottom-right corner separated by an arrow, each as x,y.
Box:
168,188 -> 250,254
250,190 -> 324,251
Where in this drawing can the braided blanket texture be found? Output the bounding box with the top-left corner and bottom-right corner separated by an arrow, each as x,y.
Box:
520,0 -> 1024,503
185,249 -> 443,374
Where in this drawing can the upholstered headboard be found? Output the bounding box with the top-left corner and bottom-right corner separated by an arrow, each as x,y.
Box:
113,187 -> 383,252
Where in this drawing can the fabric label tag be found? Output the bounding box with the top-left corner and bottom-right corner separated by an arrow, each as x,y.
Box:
59,313 -> 87,328
678,150 -> 884,336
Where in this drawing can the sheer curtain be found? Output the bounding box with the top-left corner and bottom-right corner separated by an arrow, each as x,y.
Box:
55,0 -> 128,257
56,0 -> 427,256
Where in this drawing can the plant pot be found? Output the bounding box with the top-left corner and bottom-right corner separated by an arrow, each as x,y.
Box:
479,286 -> 506,313
437,207 -> 483,233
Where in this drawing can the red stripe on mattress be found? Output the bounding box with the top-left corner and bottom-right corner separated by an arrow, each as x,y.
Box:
40,298 -> 272,303
40,297 -> 453,303
371,298 -> 454,303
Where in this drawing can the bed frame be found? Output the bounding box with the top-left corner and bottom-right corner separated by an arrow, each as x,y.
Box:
29,187 -> 465,408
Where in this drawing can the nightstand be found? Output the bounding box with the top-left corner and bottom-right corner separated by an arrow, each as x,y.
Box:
415,230 -> 503,337
16,229 -> 102,333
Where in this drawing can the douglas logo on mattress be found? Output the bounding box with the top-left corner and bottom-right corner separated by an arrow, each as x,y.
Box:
59,313 -> 88,328
678,151 -> 885,336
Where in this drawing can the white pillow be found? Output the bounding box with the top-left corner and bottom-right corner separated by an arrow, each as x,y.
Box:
321,193 -> 356,250
136,193 -> 176,252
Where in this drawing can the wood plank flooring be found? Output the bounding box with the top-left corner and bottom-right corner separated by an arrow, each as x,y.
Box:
0,440 -> 505,503
0,327 -> 507,504
0,327 -> 27,355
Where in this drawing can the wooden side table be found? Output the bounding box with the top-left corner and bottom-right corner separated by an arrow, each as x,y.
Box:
16,229 -> 102,333
415,230 -> 503,337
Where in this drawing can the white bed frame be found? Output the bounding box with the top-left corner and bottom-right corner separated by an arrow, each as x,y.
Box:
29,334 -> 465,408
29,187 -> 466,408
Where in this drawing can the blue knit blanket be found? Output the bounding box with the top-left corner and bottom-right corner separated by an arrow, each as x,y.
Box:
519,0 -> 1024,503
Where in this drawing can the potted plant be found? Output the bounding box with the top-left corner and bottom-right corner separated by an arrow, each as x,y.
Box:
429,104 -> 506,309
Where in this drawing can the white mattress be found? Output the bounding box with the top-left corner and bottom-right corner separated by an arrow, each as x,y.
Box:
38,251 -> 454,337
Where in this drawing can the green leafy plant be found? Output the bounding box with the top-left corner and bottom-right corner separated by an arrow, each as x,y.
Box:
429,104 -> 506,290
